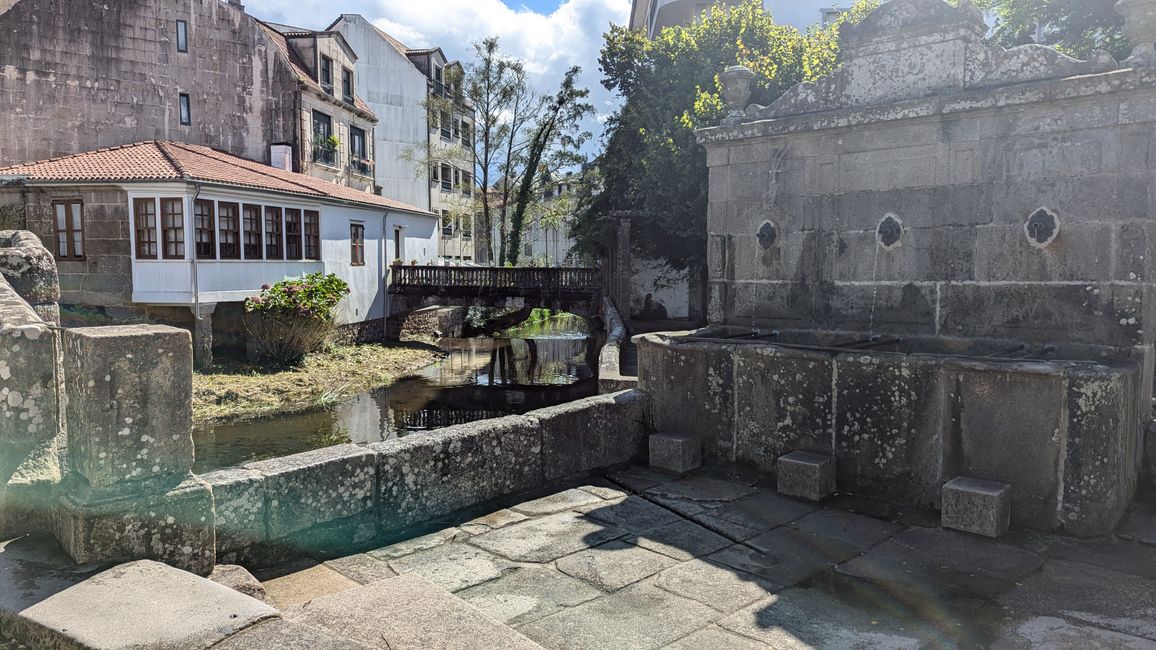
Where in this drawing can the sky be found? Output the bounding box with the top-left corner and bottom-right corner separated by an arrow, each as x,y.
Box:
246,0 -> 635,144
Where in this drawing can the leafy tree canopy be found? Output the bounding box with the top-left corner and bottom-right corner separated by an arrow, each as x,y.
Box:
572,0 -> 874,273
972,0 -> 1127,61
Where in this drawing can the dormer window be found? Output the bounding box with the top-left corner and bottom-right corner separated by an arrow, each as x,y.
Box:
342,67 -> 354,104
320,55 -> 333,94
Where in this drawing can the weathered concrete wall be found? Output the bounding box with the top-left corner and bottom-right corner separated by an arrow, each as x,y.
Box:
0,0 -> 298,166
203,390 -> 648,567
637,333 -> 1140,536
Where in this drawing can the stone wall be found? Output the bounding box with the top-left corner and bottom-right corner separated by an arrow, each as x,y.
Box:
698,0 -> 1156,359
202,390 -> 648,567
637,333 -> 1140,536
0,0 -> 298,166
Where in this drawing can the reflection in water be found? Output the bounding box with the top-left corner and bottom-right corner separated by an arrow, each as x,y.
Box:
193,317 -> 595,473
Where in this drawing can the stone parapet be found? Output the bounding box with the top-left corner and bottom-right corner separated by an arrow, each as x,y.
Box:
0,230 -> 59,325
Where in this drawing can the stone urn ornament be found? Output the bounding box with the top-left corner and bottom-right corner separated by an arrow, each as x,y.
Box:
719,65 -> 755,126
1117,0 -> 1156,66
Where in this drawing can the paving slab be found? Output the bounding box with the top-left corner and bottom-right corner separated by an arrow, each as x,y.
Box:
837,526 -> 1043,599
574,495 -> 682,533
366,527 -> 465,561
556,540 -> 679,592
576,484 -> 628,500
718,587 -> 933,649
259,561 -> 360,608
642,476 -> 757,516
702,489 -> 816,536
287,573 -> 545,649
652,558 -> 777,614
988,613 -> 1156,649
706,537 -> 830,588
748,524 -> 871,567
455,566 -> 603,627
1015,532 -> 1156,580
606,466 -> 674,493
388,542 -> 515,592
18,560 -> 277,650
511,489 -> 603,516
662,625 -> 769,650
625,519 -> 731,561
469,511 -> 627,563
322,553 -> 397,585
517,582 -> 720,650
998,559 -> 1156,640
788,509 -> 902,552
690,512 -> 766,541
0,533 -> 103,616
459,508 -> 529,535
212,619 -> 375,649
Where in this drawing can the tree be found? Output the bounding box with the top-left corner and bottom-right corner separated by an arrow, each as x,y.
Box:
971,0 -> 1127,61
572,1 -> 873,276
506,67 -> 593,266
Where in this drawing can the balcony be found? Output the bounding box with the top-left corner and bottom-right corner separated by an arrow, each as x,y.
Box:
350,157 -> 373,177
313,143 -> 337,167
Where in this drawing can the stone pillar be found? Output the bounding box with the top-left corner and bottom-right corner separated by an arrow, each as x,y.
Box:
1118,0 -> 1156,67
606,212 -> 634,322
191,302 -> 216,369
53,324 -> 215,575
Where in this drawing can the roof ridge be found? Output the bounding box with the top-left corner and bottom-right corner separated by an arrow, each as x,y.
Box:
155,141 -> 190,178
164,141 -> 327,198
0,141 -> 152,173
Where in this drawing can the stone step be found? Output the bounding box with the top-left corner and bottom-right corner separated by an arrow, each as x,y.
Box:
284,572 -> 546,649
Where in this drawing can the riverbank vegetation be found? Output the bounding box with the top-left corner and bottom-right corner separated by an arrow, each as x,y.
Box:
192,343 -> 441,425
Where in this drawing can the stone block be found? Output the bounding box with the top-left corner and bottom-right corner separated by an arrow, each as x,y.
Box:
372,416 -> 542,532
649,432 -> 702,474
941,476 -> 1012,538
0,230 -> 59,305
536,390 -> 647,481
0,281 -> 58,450
17,560 -> 277,650
245,444 -> 376,541
52,477 -> 216,575
776,451 -> 836,502
201,468 -> 266,558
63,325 -> 193,489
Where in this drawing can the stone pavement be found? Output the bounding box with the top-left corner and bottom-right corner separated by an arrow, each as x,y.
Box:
252,466 -> 1156,649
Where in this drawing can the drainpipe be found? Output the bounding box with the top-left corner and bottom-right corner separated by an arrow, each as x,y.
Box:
191,182 -> 202,331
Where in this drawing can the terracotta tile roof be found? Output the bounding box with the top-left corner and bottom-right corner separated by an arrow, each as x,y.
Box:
0,141 -> 433,215
257,22 -> 378,122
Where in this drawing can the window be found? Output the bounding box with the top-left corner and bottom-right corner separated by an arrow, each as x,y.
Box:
133,198 -> 158,259
393,226 -> 403,261
461,171 -> 472,197
160,198 -> 184,259
439,110 -> 451,141
433,65 -> 444,96
350,222 -> 365,266
264,206 -> 283,259
440,163 -> 452,192
320,55 -> 333,94
430,164 -> 439,187
349,126 -> 369,176
312,111 -> 335,165
342,67 -> 354,104
460,121 -> 471,148
441,210 -> 454,237
217,202 -> 240,259
304,210 -> 320,260
452,119 -> 461,141
176,19 -> 188,53
52,199 -> 84,260
461,215 -> 473,240
285,208 -> 302,260
194,199 -> 216,259
179,93 -> 191,126
242,204 -> 262,259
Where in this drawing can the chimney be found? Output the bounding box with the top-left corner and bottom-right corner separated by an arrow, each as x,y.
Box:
269,144 -> 293,171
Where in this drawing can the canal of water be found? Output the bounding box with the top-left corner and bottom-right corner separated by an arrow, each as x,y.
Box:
191,316 -> 597,473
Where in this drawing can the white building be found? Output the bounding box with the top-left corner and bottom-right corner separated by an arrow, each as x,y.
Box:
330,16 -> 477,263
0,140 -> 438,363
493,174 -> 582,267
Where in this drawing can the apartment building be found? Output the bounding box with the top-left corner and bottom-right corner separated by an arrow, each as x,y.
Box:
331,16 -> 478,263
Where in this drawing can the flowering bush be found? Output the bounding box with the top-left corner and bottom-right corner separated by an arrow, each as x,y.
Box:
244,273 -> 351,364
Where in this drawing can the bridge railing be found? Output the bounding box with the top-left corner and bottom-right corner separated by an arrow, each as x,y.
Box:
389,265 -> 601,293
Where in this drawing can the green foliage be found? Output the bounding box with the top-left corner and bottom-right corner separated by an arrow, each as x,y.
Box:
572,0 -> 874,272
244,273 -> 350,365
971,0 -> 1127,61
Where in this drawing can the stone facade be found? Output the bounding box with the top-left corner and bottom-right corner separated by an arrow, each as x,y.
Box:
0,0 -> 298,166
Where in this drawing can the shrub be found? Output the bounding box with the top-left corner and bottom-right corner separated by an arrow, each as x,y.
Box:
244,273 -> 350,365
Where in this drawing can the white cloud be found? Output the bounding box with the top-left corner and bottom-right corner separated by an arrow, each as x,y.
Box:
245,0 -> 632,145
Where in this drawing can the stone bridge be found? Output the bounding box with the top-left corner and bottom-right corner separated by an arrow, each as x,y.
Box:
387,266 -> 603,337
